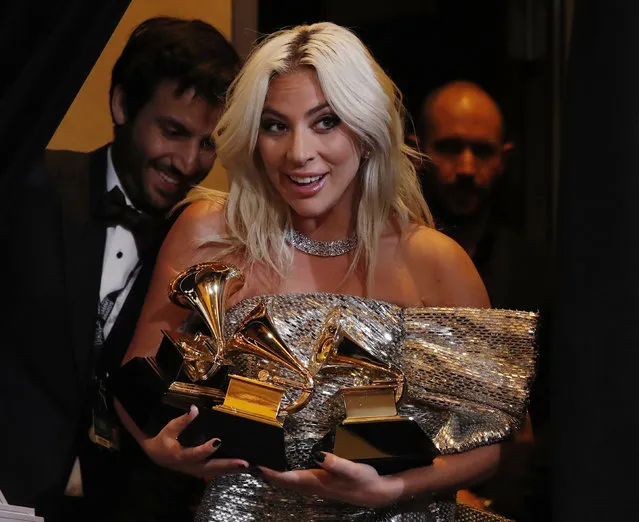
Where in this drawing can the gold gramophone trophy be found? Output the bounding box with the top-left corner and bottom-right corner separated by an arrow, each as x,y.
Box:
177,299 -> 314,470
311,307 -> 438,475
112,262 -> 313,470
111,262 -> 243,434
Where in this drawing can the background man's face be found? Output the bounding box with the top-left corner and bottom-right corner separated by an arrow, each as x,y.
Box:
424,93 -> 505,217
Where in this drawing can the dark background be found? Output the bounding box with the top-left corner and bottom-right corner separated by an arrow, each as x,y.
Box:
0,1 -> 132,197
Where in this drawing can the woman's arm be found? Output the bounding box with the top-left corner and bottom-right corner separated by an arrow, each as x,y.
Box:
259,444 -> 500,508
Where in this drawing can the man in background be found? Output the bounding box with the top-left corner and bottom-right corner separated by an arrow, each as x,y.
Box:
416,80 -> 553,309
417,80 -> 552,521
0,16 -> 240,522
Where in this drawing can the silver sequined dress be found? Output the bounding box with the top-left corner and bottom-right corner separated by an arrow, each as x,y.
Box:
194,293 -> 537,522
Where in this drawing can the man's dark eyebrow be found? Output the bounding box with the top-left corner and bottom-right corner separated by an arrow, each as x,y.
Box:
157,116 -> 192,135
261,102 -> 331,120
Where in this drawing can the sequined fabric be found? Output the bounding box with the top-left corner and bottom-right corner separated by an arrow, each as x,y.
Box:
194,293 -> 537,522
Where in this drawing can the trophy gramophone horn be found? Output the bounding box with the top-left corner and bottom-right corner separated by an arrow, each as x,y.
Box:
168,262 -> 211,307
227,300 -> 314,414
312,307 -> 405,402
168,262 -> 244,379
169,262 -> 244,339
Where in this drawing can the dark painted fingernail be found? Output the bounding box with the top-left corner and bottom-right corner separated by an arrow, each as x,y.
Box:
313,451 -> 326,463
212,439 -> 222,449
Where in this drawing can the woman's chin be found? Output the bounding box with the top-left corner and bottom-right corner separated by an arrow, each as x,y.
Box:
287,199 -> 330,220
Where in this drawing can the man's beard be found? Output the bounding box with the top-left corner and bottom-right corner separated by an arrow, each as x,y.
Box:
419,172 -> 495,232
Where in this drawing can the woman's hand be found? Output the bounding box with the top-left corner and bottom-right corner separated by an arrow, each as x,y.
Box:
257,452 -> 405,508
140,405 -> 249,479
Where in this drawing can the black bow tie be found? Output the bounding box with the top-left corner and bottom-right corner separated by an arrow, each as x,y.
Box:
97,186 -> 165,258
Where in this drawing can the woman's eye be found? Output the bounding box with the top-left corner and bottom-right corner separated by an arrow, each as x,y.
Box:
260,120 -> 287,133
315,115 -> 341,131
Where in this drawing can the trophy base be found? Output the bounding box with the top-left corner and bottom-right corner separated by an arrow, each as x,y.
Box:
143,391 -> 223,436
312,416 -> 438,475
177,406 -> 288,471
110,334 -> 229,436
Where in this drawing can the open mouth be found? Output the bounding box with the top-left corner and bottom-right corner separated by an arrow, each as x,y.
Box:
285,173 -> 327,196
287,173 -> 326,186
157,169 -> 180,186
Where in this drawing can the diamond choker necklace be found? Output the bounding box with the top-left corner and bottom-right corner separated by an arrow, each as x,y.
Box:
285,228 -> 358,257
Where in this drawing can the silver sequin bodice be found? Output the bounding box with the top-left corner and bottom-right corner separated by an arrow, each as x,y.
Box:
194,293 -> 537,522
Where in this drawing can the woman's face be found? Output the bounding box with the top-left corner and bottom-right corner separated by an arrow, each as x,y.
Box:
256,67 -> 362,223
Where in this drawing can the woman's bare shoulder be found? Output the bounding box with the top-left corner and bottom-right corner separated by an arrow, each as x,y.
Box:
399,223 -> 463,262
159,198 -> 229,271
170,198 -> 226,236
167,199 -> 226,242
400,223 -> 490,308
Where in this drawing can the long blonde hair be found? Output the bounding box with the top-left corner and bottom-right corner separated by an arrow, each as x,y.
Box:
185,21 -> 433,286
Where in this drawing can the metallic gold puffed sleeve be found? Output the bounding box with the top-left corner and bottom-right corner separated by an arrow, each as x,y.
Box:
401,307 -> 537,454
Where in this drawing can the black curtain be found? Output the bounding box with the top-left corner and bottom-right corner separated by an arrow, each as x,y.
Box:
555,1 -> 639,519
0,0 -> 131,187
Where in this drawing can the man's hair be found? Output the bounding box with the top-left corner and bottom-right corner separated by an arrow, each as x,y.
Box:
186,21 -> 433,286
417,80 -> 520,226
417,80 -> 506,145
110,16 -> 241,122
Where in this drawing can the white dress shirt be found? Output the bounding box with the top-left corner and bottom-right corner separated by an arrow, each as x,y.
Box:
99,147 -> 142,339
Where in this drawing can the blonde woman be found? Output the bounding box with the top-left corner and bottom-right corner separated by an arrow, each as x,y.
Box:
116,21 -> 535,521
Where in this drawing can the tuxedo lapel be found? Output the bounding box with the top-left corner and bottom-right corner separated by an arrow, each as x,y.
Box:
58,146 -> 109,392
